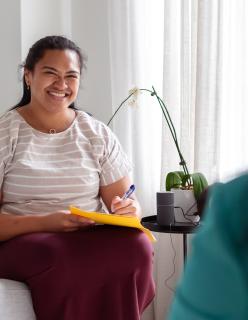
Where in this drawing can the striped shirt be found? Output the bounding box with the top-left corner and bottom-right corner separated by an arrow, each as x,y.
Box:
0,109 -> 132,215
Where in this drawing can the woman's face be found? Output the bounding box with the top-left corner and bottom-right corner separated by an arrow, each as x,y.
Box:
25,49 -> 81,113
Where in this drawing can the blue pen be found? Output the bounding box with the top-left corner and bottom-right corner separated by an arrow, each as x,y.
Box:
121,184 -> 135,200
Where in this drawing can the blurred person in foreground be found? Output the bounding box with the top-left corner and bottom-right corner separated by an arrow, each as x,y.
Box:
168,173 -> 248,320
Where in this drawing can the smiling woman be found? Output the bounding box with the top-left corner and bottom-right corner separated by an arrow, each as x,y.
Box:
17,42 -> 82,133
0,36 -> 155,320
17,49 -> 80,133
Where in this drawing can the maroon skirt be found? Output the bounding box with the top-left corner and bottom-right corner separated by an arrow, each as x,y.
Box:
0,225 -> 155,320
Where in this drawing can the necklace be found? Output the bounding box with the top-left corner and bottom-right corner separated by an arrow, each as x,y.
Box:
18,106 -> 76,134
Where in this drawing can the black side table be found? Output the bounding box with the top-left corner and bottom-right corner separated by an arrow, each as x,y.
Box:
141,215 -> 199,264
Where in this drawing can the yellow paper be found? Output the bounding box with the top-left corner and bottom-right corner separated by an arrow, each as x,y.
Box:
70,206 -> 156,242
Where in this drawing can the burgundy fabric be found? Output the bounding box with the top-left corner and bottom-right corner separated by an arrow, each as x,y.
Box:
0,226 -> 155,320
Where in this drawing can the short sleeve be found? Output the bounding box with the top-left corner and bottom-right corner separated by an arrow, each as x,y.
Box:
0,142 -> 11,188
0,116 -> 13,189
0,158 -> 4,188
99,126 -> 133,186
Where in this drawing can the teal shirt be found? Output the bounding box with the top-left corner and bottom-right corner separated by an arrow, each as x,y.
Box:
168,174 -> 248,320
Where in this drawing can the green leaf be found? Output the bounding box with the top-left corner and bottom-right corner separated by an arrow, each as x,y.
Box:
181,174 -> 191,187
191,173 -> 208,199
173,171 -> 185,179
166,171 -> 184,191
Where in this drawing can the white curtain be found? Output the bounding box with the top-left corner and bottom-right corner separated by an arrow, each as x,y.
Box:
217,0 -> 248,181
107,0 -> 248,319
107,0 -> 164,217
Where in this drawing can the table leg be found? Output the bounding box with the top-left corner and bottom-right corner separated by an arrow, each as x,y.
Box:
183,234 -> 187,265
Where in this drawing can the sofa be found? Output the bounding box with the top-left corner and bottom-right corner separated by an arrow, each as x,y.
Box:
0,279 -> 36,319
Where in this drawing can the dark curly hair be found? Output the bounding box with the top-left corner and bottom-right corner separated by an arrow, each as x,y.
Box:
13,35 -> 86,109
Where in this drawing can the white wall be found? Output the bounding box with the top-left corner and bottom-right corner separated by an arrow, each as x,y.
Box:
0,0 -> 22,113
71,0 -> 113,122
21,0 -> 72,60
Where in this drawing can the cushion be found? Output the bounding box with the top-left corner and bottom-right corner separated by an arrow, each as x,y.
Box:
0,279 -> 36,319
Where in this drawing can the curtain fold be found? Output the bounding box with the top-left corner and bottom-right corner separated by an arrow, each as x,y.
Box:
218,0 -> 248,181
194,0 -> 221,182
107,0 -> 164,219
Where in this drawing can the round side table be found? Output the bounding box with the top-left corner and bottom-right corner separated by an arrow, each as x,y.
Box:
141,215 -> 199,264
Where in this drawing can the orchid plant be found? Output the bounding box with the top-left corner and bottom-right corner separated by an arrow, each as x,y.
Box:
107,86 -> 208,200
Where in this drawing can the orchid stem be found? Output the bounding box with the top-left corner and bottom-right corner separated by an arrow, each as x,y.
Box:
108,86 -> 192,186
107,92 -> 135,126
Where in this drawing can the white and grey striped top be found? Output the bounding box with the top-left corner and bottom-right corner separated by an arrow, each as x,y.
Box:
0,109 -> 132,215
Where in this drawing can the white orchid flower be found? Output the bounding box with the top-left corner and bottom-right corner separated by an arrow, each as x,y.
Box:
128,87 -> 141,107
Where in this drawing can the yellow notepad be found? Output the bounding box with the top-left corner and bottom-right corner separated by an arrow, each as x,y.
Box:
70,206 -> 156,242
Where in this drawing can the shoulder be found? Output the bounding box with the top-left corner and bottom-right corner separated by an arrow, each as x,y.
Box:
76,110 -> 117,142
0,109 -> 22,162
210,173 -> 248,212
198,173 -> 248,248
223,173 -> 248,197
0,109 -> 21,139
0,109 -> 19,126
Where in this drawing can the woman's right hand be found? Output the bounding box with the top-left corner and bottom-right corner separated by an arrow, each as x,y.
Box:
40,211 -> 95,232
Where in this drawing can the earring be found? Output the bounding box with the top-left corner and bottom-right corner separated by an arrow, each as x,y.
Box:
25,79 -> 30,90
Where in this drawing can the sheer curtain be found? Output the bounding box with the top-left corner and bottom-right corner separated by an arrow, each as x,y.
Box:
218,0 -> 248,181
107,0 -> 248,319
107,0 -> 164,218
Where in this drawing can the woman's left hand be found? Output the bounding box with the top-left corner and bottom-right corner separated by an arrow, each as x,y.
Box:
111,196 -> 141,219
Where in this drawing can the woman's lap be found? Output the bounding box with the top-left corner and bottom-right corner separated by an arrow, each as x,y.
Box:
0,226 -> 155,320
